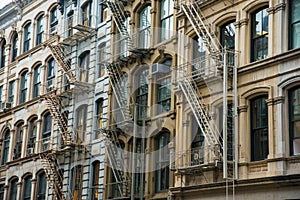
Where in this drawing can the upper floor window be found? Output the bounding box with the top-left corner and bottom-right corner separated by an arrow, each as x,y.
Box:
11,33 -> 18,62
82,1 -> 92,26
9,178 -> 18,200
160,0 -> 173,41
289,86 -> 300,155
50,7 -> 58,35
33,65 -> 41,98
20,71 -> 28,104
119,17 -> 130,58
23,23 -> 31,53
79,51 -> 90,82
139,6 -> 151,48
289,0 -> 300,49
76,105 -> 87,143
27,117 -> 37,155
98,43 -> 106,78
136,68 -> 149,122
71,165 -> 83,200
1,130 -> 10,165
14,122 -> 24,160
251,95 -> 268,161
193,35 -> 206,74
0,39 -> 6,68
191,116 -> 204,165
8,80 -> 15,104
92,161 -> 100,200
220,20 -> 236,65
47,58 -> 55,90
155,132 -> 170,192
23,175 -> 32,200
43,112 -> 52,138
36,172 -> 47,200
156,59 -> 172,114
36,16 -> 44,45
99,0 -> 107,23
251,7 -> 268,62
67,11 -> 74,37
96,98 -> 104,129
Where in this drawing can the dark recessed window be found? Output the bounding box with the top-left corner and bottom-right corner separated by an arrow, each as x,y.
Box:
0,39 -> 6,68
20,71 -> 28,104
289,86 -> 300,155
160,0 -> 173,41
136,69 -> 149,122
33,65 -> 41,98
50,7 -> 58,35
36,172 -> 47,200
23,23 -> 31,53
11,33 -> 18,62
289,0 -> 300,49
36,16 -> 44,45
2,130 -> 10,165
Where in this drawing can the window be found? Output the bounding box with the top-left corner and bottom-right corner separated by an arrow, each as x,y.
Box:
1,130 -> 10,165
76,105 -> 87,143
36,16 -> 44,45
79,52 -> 90,82
23,23 -> 31,53
251,95 -> 268,161
47,58 -> 55,90
20,71 -> 28,104
155,132 -> 170,192
0,39 -> 6,68
71,165 -> 83,200
251,7 -> 268,62
27,117 -> 37,154
8,80 -> 15,104
96,98 -> 104,129
67,11 -> 74,37
9,178 -> 18,200
82,2 -> 91,26
36,172 -> 47,200
92,161 -> 100,200
289,0 -> 300,49
160,0 -> 173,41
42,113 -> 52,151
50,7 -> 58,34
0,185 -> 4,200
99,0 -> 106,23
119,17 -> 130,58
191,116 -> 204,165
11,33 -> 18,62
23,175 -> 32,200
132,139 -> 146,195
192,35 -> 206,73
33,65 -> 41,98
157,59 -> 172,114
289,86 -> 300,155
136,69 -> 149,122
220,20 -> 236,65
14,123 -> 24,160
139,6 -> 151,48
98,43 -> 106,78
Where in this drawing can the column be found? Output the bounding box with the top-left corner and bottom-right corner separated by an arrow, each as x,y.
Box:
266,98 -> 275,159
238,104 -> 248,179
267,7 -> 275,57
18,31 -> 23,56
16,181 -> 22,200
44,14 -> 49,41
4,44 -> 10,66
30,179 -> 37,200
27,72 -> 33,101
21,124 -> 28,158
35,119 -> 42,154
3,185 -> 8,200
14,77 -> 20,106
40,64 -> 46,95
238,18 -> 248,66
32,22 -> 36,49
8,129 -> 15,162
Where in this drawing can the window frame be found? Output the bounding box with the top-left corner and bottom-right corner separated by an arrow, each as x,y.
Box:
22,175 -> 32,200
139,5 -> 151,48
1,130 -> 10,165
92,161 -> 100,200
33,65 -> 41,98
50,7 -> 58,34
71,165 -> 83,200
8,80 -> 15,104
14,123 -> 24,160
27,117 -> 37,154
36,172 -> 47,200
11,33 -> 18,62
36,15 -> 44,45
23,23 -> 32,53
0,39 -> 6,68
136,68 -> 149,123
20,71 -> 28,104
9,178 -> 18,200
289,86 -> 300,155
160,0 -> 174,41
289,0 -> 300,49
78,51 -> 90,82
81,1 -> 92,26
76,105 -> 87,143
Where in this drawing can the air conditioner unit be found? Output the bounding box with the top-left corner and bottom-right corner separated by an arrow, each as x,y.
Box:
27,148 -> 34,155
151,63 -> 170,74
2,102 -> 12,110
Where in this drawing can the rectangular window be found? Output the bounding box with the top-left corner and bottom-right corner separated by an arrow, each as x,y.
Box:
33,66 -> 41,98
23,24 -> 31,53
157,77 -> 171,114
68,14 -> 73,37
8,81 -> 15,104
36,17 -> 44,45
50,8 -> 58,35
0,185 -> 4,200
20,73 -> 28,104
290,0 -> 300,49
251,96 -> 268,161
160,0 -> 174,41
289,87 -> 300,155
251,8 -> 268,62
82,3 -> 91,26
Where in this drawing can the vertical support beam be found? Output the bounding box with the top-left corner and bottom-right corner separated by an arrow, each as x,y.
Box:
140,119 -> 146,200
131,104 -> 137,200
234,52 -> 238,180
223,50 -> 228,180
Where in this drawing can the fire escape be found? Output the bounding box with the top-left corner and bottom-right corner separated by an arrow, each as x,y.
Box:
177,0 -> 238,181
39,18 -> 95,199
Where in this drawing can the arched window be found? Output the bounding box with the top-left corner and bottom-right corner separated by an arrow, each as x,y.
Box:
251,7 -> 268,62
81,1 -> 92,26
2,130 -> 10,165
220,20 -> 236,65
251,95 -> 268,161
139,6 -> 151,48
192,35 -> 206,73
0,184 -> 4,200
47,58 -> 55,90
23,23 -> 32,53
8,80 -> 15,104
36,15 -> 44,45
9,178 -> 18,200
36,171 -> 47,200
71,165 -> 83,200
96,98 -> 104,129
67,11 -> 74,37
98,43 -> 106,78
289,86 -> 300,155
33,65 -> 41,98
42,112 -> 52,151
160,0 -> 173,41
136,68 -> 149,122
14,122 -> 24,160
20,71 -> 28,104
0,39 -> 6,68
156,59 -> 172,114
23,175 -> 32,200
92,161 -> 100,200
11,33 -> 18,62
50,7 -> 58,35
76,105 -> 87,143
155,131 -> 170,192
78,51 -> 90,82
27,117 -> 37,155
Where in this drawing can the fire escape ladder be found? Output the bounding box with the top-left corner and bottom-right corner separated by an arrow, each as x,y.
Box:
181,2 -> 223,67
44,93 -> 76,145
178,76 -> 222,160
106,62 -> 132,123
40,153 -> 68,200
106,0 -> 133,49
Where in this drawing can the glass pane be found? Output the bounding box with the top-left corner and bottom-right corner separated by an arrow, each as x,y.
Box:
292,0 -> 300,23
292,22 -> 300,49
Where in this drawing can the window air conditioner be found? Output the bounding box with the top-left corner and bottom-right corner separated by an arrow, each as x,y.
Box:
27,148 -> 34,155
2,102 -> 12,110
151,63 -> 170,74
